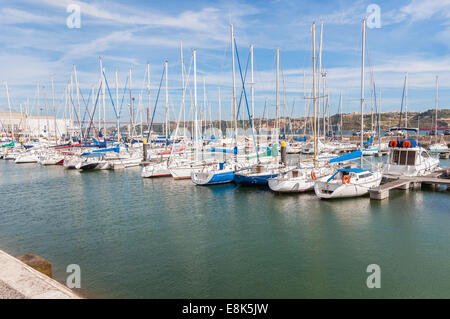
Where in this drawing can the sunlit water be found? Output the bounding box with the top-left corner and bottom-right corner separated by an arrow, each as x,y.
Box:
0,157 -> 449,298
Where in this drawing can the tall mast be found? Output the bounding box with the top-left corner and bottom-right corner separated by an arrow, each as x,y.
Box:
318,21 -> 323,137
360,18 -> 366,167
165,60 -> 169,140
203,78 -> 207,134
370,71 -> 374,133
230,24 -> 237,147
146,63 -> 151,139
435,75 -> 438,143
218,86 -> 222,135
180,42 -> 186,138
129,68 -> 134,138
37,82 -> 41,138
250,44 -> 255,120
115,70 -> 120,143
5,82 -> 14,140
73,65 -> 81,140
276,48 -> 280,139
405,72 -> 408,134
99,57 -> 106,138
339,91 -> 343,139
51,75 -> 57,141
312,22 -> 318,168
193,49 -> 198,161
378,89 -> 382,149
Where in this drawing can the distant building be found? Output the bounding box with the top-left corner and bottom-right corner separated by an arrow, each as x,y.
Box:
0,112 -> 74,137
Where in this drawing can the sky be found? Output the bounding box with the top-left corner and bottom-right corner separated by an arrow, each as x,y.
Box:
1,0 -> 450,124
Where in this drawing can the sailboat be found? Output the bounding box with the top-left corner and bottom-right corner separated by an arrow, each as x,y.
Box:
191,25 -> 240,186
234,48 -> 288,186
269,22 -> 336,193
428,76 -> 449,153
314,19 -> 382,199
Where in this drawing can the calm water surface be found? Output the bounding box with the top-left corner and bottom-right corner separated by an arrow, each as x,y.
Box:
0,158 -> 449,298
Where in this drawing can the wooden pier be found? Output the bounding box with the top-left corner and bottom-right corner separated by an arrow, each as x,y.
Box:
369,169 -> 450,200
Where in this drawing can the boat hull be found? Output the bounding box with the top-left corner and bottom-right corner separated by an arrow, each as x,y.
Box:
234,173 -> 278,185
191,170 -> 235,185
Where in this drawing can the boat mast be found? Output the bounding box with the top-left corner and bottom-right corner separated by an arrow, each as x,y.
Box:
115,70 -> 120,143
360,18 -> 366,167
180,42 -> 186,139
339,91 -> 343,139
250,44 -> 255,121
99,57 -> 106,138
405,72 -> 408,137
370,71 -> 374,134
378,89 -> 382,149
130,68 -> 135,138
146,63 -> 151,140
435,75 -> 438,144
312,22 -> 318,168
5,82 -> 14,141
193,49 -> 199,161
276,48 -> 280,141
218,86 -> 222,135
230,24 -> 237,153
317,22 -> 325,135
51,75 -> 57,141
165,60 -> 169,141
73,65 -> 81,141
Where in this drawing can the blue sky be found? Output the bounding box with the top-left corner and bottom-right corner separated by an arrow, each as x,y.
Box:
1,0 -> 450,123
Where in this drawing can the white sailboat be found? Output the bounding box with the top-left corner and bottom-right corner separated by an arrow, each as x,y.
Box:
428,76 -> 449,153
269,22 -> 336,193
314,19 -> 382,199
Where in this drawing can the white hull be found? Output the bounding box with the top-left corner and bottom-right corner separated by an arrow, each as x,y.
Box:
15,154 -> 39,164
382,146 -> 440,177
268,166 -> 335,193
141,162 -> 171,178
315,171 -> 382,199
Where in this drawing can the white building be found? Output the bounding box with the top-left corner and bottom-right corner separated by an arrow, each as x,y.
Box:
0,112 -> 75,138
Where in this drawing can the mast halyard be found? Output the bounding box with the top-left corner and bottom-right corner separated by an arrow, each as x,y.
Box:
230,24 -> 237,156
276,48 -> 280,143
312,22 -> 318,168
360,18 -> 366,168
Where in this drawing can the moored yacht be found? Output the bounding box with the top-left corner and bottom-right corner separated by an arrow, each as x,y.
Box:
382,139 -> 439,177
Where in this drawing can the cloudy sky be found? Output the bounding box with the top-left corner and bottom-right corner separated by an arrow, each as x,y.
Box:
1,0 -> 450,123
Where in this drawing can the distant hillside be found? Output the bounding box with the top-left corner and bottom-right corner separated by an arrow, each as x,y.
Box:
284,109 -> 450,132
330,109 -> 450,131
125,109 -> 450,134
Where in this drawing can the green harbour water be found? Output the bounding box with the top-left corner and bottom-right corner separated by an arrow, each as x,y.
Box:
0,158 -> 449,298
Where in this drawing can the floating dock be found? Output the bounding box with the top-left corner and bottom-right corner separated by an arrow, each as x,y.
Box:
369,169 -> 450,200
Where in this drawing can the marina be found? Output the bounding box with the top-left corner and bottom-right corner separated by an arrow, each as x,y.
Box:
1,0 -> 450,301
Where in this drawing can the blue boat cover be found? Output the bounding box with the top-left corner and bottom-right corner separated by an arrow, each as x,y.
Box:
81,152 -> 107,157
207,146 -> 238,154
363,136 -> 374,145
328,150 -> 362,163
293,136 -> 307,142
92,145 -> 120,153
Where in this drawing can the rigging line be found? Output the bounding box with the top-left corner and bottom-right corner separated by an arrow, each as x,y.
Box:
235,49 -> 250,122
118,75 -> 129,120
86,81 -> 102,138
234,38 -> 258,156
146,63 -> 166,142
102,70 -> 118,119
80,86 -> 93,128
